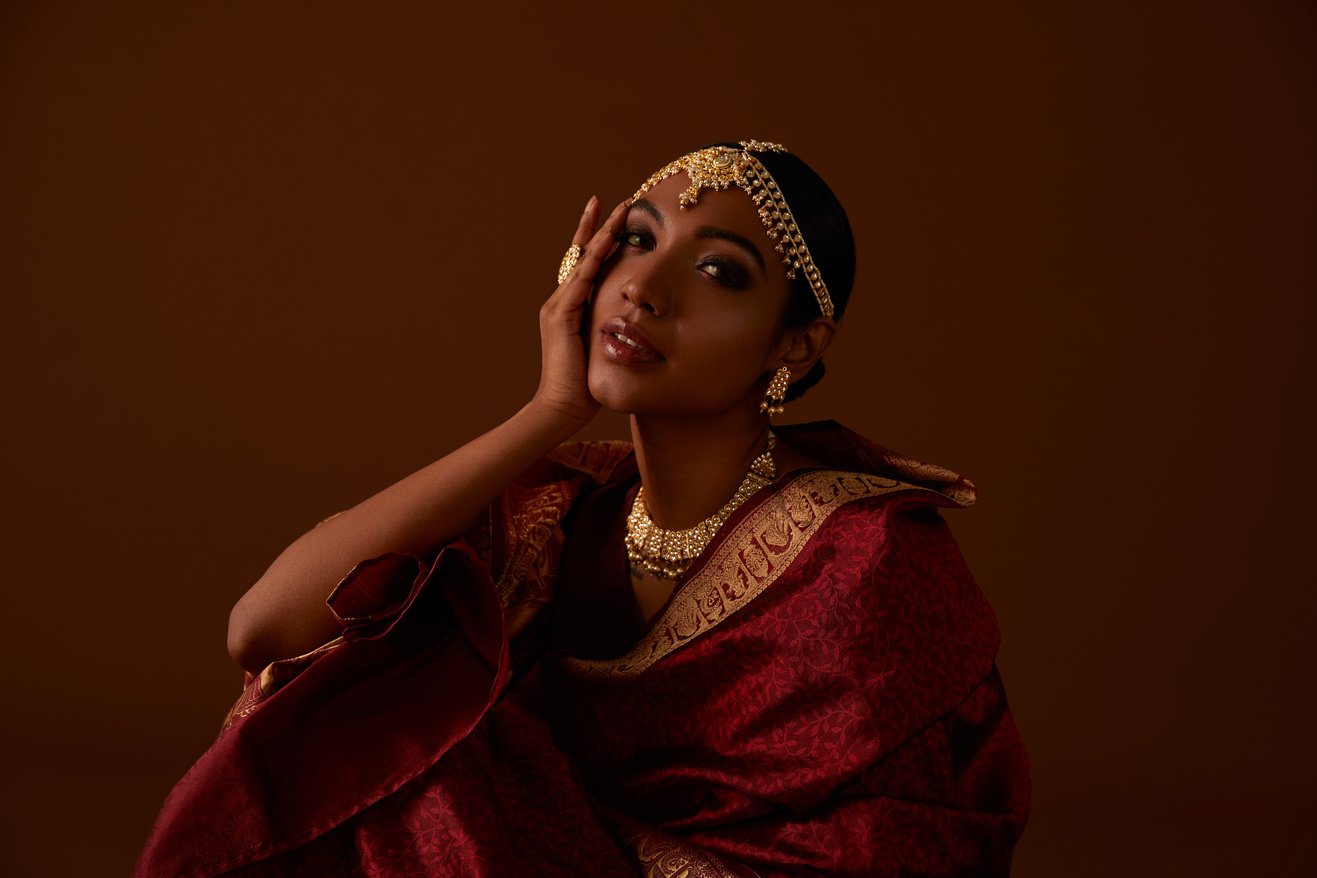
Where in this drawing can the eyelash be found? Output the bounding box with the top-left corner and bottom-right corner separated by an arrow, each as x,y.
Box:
619,228 -> 652,250
617,227 -> 750,290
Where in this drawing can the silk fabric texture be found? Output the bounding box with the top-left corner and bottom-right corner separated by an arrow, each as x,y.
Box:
135,421 -> 1030,877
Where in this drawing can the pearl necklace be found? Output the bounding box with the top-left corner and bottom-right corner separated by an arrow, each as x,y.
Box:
625,432 -> 777,580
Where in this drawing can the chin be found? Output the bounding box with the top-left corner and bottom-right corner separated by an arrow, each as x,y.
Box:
587,360 -> 755,420
587,372 -> 643,416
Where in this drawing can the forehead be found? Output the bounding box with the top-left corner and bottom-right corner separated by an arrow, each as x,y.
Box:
632,172 -> 783,262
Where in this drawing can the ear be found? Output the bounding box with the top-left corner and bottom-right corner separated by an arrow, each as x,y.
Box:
770,316 -> 837,383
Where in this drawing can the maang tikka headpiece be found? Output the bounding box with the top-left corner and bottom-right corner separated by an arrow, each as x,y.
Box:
631,140 -> 835,319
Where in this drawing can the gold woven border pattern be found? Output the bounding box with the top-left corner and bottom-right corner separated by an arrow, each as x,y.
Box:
565,469 -> 939,677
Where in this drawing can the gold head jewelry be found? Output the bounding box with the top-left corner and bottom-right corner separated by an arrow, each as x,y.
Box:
759,365 -> 791,418
626,432 -> 778,580
631,140 -> 835,318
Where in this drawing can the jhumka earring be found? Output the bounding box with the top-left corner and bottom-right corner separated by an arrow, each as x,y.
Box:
760,365 -> 791,418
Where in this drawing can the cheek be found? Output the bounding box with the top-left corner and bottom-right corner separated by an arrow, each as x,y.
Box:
586,276 -> 623,333
683,311 -> 777,366
670,321 -> 777,400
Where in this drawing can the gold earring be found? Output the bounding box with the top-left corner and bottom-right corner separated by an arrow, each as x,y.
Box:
759,365 -> 791,418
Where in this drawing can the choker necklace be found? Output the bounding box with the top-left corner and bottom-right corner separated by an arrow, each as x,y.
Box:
626,432 -> 777,580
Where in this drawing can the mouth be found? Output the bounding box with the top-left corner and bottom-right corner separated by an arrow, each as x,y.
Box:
600,318 -> 664,360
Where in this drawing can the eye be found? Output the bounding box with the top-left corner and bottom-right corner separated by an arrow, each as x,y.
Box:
619,227 -> 654,250
698,256 -> 750,289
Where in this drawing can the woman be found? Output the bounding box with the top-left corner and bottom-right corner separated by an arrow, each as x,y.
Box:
137,141 -> 1029,877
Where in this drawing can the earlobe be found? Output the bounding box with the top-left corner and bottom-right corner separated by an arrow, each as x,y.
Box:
759,319 -> 834,417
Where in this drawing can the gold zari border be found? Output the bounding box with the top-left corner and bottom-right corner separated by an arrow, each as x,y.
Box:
629,827 -> 754,878
565,470 -> 941,677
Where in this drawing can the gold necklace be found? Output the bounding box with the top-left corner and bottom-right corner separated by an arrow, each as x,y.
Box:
625,432 -> 777,580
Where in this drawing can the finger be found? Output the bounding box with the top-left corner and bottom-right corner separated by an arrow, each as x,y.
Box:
545,201 -> 626,317
570,198 -> 630,285
570,195 -> 599,249
548,198 -> 629,309
551,198 -> 620,299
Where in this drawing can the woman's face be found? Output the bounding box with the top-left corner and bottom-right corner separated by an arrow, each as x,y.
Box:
587,172 -> 794,419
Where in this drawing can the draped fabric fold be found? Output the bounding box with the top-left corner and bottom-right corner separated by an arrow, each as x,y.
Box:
136,421 -> 1028,877
136,546 -> 514,876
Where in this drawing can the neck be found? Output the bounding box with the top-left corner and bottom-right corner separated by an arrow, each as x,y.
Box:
629,409 -> 773,529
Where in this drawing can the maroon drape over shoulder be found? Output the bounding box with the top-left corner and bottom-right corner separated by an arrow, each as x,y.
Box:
136,422 -> 1028,877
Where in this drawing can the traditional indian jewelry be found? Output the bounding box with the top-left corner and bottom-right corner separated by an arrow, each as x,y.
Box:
625,432 -> 777,580
631,140 -> 835,318
557,243 -> 582,285
759,365 -> 791,418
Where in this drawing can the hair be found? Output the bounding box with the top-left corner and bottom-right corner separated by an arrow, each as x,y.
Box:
712,143 -> 856,402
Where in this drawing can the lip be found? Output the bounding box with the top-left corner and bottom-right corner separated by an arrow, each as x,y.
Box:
599,318 -> 664,363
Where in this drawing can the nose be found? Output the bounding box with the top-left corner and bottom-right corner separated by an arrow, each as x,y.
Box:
621,270 -> 670,317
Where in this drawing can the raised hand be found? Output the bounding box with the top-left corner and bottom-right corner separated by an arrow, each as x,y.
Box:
532,195 -> 630,429
231,195 -> 633,673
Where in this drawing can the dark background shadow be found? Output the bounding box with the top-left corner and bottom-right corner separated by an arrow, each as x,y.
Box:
2,2 -> 1314,875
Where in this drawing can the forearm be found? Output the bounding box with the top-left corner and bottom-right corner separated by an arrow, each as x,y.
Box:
227,196 -> 626,675
227,401 -> 579,674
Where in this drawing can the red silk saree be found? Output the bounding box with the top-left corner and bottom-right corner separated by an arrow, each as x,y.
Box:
136,421 -> 1029,877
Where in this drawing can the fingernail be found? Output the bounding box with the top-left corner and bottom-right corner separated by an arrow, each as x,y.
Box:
584,195 -> 597,215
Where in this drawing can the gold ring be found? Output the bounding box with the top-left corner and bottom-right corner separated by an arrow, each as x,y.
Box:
557,244 -> 582,285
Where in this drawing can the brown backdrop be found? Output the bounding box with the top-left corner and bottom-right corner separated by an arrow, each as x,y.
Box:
2,2 -> 1314,875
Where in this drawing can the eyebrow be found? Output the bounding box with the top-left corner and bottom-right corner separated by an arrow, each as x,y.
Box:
631,198 -> 665,226
631,197 -> 768,275
696,227 -> 767,275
